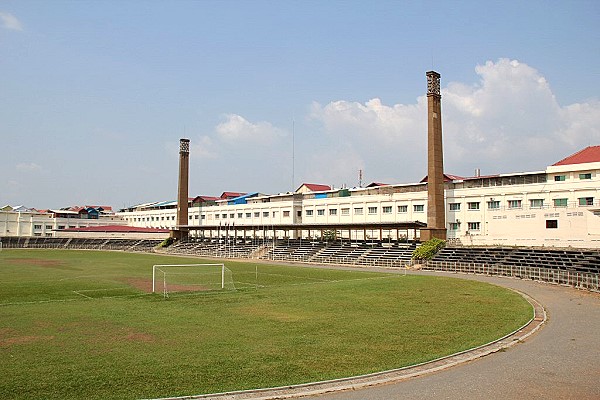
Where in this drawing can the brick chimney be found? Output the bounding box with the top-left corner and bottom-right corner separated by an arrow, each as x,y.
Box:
421,71 -> 447,241
172,138 -> 190,240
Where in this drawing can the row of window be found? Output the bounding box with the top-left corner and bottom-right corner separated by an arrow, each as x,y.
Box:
449,219 -> 559,232
306,205 -> 424,216
449,197 -> 595,211
33,225 -> 53,230
127,196 -> 597,224
554,173 -> 593,181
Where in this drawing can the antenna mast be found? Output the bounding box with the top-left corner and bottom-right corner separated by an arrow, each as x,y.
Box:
359,169 -> 363,188
292,119 -> 295,191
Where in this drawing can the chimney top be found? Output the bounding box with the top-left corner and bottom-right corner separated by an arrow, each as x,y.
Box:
179,138 -> 190,154
426,71 -> 441,97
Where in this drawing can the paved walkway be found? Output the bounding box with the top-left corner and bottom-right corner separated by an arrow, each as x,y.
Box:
306,271 -> 600,400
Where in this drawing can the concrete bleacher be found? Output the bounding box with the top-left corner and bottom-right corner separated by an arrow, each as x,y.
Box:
0,237 -> 163,252
3,236 -> 598,276
167,238 -> 266,259
259,240 -> 417,268
432,246 -> 600,274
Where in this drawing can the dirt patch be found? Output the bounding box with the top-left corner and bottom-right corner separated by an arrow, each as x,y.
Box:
0,335 -> 54,348
125,331 -> 156,343
6,258 -> 74,270
124,277 -> 154,293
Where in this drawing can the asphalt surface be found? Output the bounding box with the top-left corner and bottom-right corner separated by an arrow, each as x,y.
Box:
305,271 -> 600,400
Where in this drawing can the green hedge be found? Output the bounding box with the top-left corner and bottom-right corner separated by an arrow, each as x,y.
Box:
412,238 -> 446,260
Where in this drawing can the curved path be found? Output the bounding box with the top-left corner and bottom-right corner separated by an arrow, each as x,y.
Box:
306,270 -> 600,400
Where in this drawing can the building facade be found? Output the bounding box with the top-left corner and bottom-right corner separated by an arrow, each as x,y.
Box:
117,147 -> 600,249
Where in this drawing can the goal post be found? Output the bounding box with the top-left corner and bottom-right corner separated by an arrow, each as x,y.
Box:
152,263 -> 234,297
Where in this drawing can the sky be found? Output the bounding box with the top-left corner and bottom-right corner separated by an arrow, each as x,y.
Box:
1,1 -> 599,210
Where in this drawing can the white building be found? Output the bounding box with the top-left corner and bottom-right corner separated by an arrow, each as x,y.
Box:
0,206 -> 125,237
117,146 -> 600,249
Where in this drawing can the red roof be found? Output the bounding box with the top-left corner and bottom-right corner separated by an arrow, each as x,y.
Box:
552,146 -> 600,166
366,182 -> 389,188
420,174 -> 466,183
299,183 -> 331,192
61,225 -> 169,233
220,192 -> 246,199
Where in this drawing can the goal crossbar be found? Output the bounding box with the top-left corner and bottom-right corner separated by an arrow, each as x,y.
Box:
152,263 -> 227,295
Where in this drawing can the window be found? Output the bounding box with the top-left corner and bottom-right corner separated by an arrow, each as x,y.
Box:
246,212 -> 251,218
202,215 -> 206,220
368,207 -> 378,214
467,222 -> 480,231
546,220 -> 558,229
195,215 -> 199,219
263,211 -> 269,217
508,200 -> 522,209
398,205 -> 408,213
554,175 -> 566,182
230,213 -> 235,219
329,209 -> 337,216
45,225 -> 52,229
237,213 -> 243,218
254,212 -> 260,218
382,206 -> 392,214
467,202 -> 480,210
283,211 -> 290,217
222,213 -> 227,219
215,214 -> 220,219
341,208 -> 350,216
449,203 -> 461,211
579,173 -> 592,180
413,205 -> 424,212
579,197 -> 594,206
449,222 -> 459,231
354,207 -> 363,215
317,209 -> 325,216
34,224 -> 42,230
306,209 -> 314,216
487,201 -> 500,210
530,199 -> 544,208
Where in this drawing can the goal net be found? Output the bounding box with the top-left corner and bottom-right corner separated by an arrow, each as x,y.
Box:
152,263 -> 235,298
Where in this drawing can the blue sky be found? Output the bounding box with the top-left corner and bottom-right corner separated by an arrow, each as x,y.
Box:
1,1 -> 598,210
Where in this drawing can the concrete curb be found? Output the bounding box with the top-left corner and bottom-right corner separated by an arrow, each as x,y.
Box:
151,290 -> 546,400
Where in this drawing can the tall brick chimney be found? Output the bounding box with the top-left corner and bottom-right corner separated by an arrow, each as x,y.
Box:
172,138 -> 190,241
421,71 -> 447,241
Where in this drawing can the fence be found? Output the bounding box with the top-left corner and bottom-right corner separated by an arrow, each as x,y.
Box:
422,260 -> 600,292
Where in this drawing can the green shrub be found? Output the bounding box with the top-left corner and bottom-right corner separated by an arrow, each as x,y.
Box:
158,237 -> 175,248
412,238 -> 446,260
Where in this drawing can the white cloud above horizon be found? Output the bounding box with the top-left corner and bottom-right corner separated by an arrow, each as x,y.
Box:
186,58 -> 598,192
216,114 -> 285,144
0,12 -> 23,31
305,58 -> 599,182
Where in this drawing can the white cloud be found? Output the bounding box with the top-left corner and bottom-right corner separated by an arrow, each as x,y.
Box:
16,162 -> 42,172
190,135 -> 218,159
309,58 -> 600,180
215,114 -> 284,143
0,12 -> 23,31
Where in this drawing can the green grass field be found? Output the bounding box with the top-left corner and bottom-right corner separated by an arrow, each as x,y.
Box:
0,249 -> 533,400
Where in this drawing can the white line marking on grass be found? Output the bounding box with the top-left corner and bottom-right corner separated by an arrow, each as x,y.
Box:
72,290 -> 93,299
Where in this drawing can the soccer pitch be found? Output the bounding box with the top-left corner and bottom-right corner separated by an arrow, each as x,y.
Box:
0,249 -> 532,400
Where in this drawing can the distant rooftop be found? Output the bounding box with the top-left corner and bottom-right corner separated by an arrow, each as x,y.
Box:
553,146 -> 600,166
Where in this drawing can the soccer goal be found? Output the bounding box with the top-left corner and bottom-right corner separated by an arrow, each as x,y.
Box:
152,263 -> 235,298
